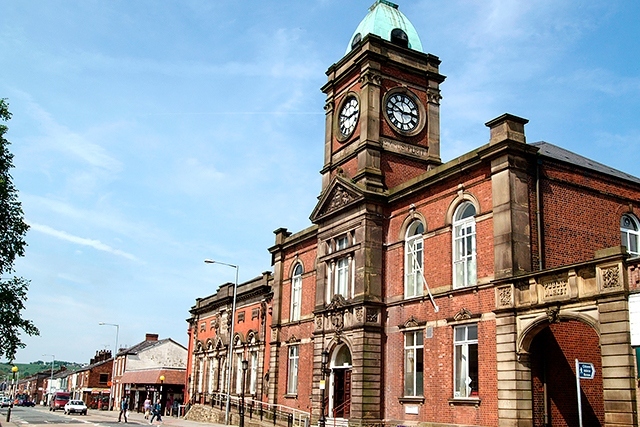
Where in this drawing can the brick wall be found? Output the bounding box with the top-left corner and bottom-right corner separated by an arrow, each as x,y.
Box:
530,320 -> 603,427
539,160 -> 640,268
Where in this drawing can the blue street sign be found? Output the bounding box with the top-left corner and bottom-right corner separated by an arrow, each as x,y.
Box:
578,362 -> 595,379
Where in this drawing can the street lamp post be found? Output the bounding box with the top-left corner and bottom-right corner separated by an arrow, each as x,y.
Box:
159,375 -> 165,415
6,366 -> 18,422
99,322 -> 119,411
42,354 -> 55,405
240,360 -> 248,427
204,259 -> 239,426
319,351 -> 329,427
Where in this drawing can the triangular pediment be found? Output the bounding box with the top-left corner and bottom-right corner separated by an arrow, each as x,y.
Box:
310,176 -> 364,222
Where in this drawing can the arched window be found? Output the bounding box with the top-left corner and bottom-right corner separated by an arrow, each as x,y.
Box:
290,263 -> 303,321
453,202 -> 477,288
621,214 -> 640,257
405,220 -> 424,298
390,28 -> 409,48
350,33 -> 362,50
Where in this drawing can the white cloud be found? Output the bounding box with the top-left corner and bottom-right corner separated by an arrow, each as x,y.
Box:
27,222 -> 141,263
24,98 -> 122,173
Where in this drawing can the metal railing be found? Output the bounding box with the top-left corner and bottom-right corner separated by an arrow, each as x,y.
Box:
206,392 -> 310,427
331,399 -> 350,425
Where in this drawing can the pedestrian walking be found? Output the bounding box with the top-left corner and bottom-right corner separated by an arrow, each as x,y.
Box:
149,398 -> 162,424
117,397 -> 129,423
144,397 -> 152,419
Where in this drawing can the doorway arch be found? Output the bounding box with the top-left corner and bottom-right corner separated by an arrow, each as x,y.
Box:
328,344 -> 352,419
526,319 -> 604,426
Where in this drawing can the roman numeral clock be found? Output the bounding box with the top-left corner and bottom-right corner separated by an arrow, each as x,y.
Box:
383,89 -> 424,135
337,94 -> 360,140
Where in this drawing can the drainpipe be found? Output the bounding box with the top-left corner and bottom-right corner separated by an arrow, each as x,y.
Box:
543,356 -> 549,427
536,157 -> 544,270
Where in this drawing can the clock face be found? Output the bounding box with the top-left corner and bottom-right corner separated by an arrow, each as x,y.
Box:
386,93 -> 419,132
338,96 -> 359,138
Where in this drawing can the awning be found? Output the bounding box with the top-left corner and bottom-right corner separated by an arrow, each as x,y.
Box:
119,369 -> 185,385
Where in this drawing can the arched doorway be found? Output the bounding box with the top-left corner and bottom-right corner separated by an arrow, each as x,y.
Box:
329,344 -> 352,419
529,320 -> 604,427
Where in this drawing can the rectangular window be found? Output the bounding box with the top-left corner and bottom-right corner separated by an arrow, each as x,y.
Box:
287,346 -> 299,395
291,276 -> 302,321
99,373 -> 108,384
405,237 -> 424,298
454,324 -> 478,398
235,353 -> 243,394
336,235 -> 348,251
404,331 -> 424,396
249,351 -> 258,395
208,357 -> 215,394
453,221 -> 477,288
197,358 -> 204,394
335,257 -> 349,297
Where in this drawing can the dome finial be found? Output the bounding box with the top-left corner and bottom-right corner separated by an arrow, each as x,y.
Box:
346,1 -> 423,55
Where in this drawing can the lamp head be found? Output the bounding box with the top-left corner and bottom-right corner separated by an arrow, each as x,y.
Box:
242,360 -> 248,371
159,375 -> 165,382
321,350 -> 329,365
11,366 -> 18,373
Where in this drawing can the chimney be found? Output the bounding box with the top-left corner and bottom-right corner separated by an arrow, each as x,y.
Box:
485,113 -> 528,145
145,333 -> 159,342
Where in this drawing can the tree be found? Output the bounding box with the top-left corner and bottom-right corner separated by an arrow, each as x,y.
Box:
0,98 -> 38,362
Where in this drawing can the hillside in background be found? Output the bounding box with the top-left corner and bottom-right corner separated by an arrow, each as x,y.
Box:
0,361 -> 84,379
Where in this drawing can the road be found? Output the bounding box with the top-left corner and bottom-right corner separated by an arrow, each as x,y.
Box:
0,405 -> 223,427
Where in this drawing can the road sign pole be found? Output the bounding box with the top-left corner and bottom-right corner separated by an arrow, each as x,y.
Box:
575,359 -> 583,427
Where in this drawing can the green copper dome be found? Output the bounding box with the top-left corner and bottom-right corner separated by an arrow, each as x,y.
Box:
346,1 -> 423,54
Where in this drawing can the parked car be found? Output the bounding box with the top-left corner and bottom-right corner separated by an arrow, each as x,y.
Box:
0,397 -> 12,408
15,399 -> 35,407
64,400 -> 87,415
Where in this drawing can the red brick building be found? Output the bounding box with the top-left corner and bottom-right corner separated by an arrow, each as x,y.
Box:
71,350 -> 113,406
186,272 -> 272,406
187,2 -> 640,426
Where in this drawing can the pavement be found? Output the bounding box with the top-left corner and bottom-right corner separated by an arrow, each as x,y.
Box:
0,405 -> 226,427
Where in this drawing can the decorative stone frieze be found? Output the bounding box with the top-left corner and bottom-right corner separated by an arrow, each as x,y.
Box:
497,285 -> 513,308
602,265 -> 621,289
327,186 -> 356,213
355,306 -> 364,323
315,314 -> 324,330
331,311 -> 344,331
365,308 -> 379,323
453,308 -> 473,321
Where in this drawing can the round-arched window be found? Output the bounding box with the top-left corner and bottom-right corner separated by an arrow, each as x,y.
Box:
621,214 -> 639,256
390,28 -> 409,48
405,220 -> 424,298
453,202 -> 477,288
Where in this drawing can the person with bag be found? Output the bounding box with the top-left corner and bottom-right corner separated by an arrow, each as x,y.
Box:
149,398 -> 162,424
143,397 -> 152,419
117,397 -> 128,423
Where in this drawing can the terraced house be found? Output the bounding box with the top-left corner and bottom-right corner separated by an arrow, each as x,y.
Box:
187,2 -> 640,426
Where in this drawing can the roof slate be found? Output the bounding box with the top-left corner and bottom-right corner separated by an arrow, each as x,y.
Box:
532,141 -> 640,185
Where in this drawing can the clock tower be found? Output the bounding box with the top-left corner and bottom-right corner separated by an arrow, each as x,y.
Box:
320,0 -> 445,193
309,2 -> 446,425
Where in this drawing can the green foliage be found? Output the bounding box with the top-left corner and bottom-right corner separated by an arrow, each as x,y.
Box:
0,99 -> 38,363
0,361 -> 84,378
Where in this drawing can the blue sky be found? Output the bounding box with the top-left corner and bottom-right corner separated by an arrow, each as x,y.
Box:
1,0 -> 639,364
